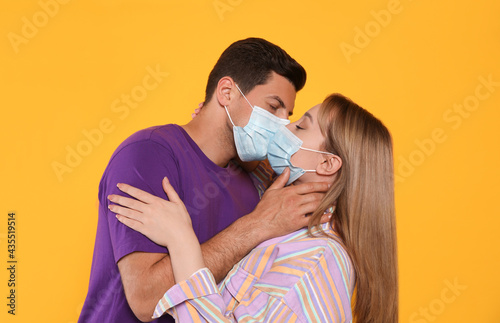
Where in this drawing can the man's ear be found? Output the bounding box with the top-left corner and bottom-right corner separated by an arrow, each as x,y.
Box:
316,155 -> 342,176
215,77 -> 235,108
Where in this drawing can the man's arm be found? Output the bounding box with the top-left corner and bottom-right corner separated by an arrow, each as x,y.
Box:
118,169 -> 329,321
118,252 -> 172,322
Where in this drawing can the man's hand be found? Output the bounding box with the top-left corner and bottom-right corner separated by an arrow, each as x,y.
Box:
198,168 -> 330,283
245,168 -> 330,241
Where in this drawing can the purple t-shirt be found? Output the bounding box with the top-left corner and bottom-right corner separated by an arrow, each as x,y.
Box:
78,124 -> 260,323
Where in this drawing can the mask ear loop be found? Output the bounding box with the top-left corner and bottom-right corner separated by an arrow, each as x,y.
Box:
224,83 -> 253,128
235,83 -> 254,109
224,106 -> 236,127
299,147 -> 336,155
297,147 -> 336,172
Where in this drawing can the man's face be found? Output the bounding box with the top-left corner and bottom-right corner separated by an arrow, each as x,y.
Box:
234,71 -> 296,125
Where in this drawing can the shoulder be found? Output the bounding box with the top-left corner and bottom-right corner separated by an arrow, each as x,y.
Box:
305,226 -> 354,285
102,124 -> 191,172
222,226 -> 355,322
99,124 -> 186,193
112,124 -> 182,157
325,236 -> 352,265
248,225 -> 354,292
286,228 -> 353,276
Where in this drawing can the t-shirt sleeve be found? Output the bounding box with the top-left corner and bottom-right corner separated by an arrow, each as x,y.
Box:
99,139 -> 180,263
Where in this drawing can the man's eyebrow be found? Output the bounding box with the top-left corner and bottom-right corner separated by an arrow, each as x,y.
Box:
267,95 -> 293,116
267,95 -> 286,109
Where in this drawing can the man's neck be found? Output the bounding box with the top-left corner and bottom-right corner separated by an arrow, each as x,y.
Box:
181,103 -> 236,168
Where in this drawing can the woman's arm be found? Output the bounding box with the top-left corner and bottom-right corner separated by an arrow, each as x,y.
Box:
153,266 -> 301,322
156,237 -> 354,323
155,268 -> 231,322
110,177 -> 204,282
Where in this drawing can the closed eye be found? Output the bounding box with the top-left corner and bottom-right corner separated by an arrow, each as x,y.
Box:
296,125 -> 305,130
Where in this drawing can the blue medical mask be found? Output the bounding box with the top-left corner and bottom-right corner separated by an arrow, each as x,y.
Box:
267,125 -> 335,185
224,84 -> 290,162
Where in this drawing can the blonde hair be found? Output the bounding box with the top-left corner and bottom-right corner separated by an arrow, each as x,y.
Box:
309,93 -> 398,322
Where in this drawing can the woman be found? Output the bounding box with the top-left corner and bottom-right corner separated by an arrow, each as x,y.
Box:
109,93 -> 398,322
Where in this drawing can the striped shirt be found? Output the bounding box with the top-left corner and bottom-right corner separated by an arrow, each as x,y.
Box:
248,159 -> 277,199
153,223 -> 355,322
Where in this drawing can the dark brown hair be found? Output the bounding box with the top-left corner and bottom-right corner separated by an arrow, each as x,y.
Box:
204,38 -> 306,102
309,94 -> 399,323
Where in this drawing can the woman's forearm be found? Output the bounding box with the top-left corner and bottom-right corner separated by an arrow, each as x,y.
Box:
167,228 -> 206,283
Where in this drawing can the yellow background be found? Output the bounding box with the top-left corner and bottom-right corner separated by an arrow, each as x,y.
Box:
1,0 -> 499,322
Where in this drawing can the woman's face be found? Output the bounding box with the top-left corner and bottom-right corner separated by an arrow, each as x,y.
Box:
287,104 -> 337,185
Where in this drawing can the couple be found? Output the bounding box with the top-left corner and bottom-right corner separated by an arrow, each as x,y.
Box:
79,38 -> 398,323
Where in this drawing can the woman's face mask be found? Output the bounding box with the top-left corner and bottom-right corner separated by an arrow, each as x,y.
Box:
267,105 -> 336,185
267,125 -> 335,185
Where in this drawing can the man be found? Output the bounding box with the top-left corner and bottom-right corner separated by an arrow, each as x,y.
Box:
78,38 -> 328,322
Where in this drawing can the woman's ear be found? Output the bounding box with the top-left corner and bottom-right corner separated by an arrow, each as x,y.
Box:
316,155 -> 342,176
215,77 -> 235,108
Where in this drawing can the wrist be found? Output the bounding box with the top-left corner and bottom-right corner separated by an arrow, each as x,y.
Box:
167,228 -> 198,252
168,230 -> 205,283
236,211 -> 271,245
164,225 -> 195,247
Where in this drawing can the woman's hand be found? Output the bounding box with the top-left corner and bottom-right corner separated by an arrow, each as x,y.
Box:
108,177 -> 194,248
191,102 -> 204,118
